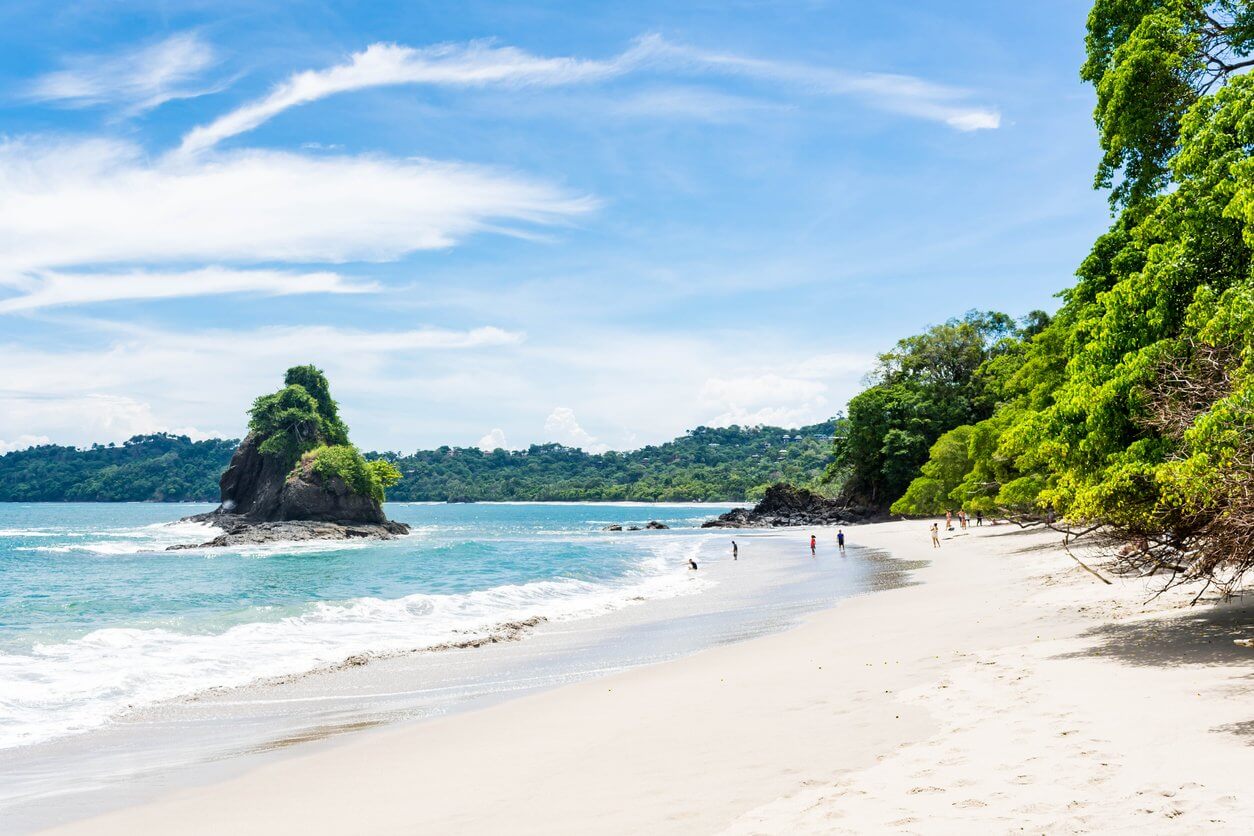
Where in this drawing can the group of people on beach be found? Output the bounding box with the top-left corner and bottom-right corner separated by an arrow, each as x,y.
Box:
702,530 -> 847,568
810,531 -> 846,556
930,508 -> 984,547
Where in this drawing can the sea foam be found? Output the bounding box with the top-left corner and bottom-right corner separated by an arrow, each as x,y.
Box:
0,537 -> 706,750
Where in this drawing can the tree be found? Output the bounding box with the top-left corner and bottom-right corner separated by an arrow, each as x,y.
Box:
832,311 -> 1024,508
1083,1 -> 1254,207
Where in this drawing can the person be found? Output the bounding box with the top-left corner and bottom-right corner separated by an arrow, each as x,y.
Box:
930,523 -> 941,548
959,510 -> 967,530
688,557 -> 699,570
945,510 -> 954,531
975,510 -> 983,527
732,540 -> 738,561
810,534 -> 817,556
837,529 -> 845,551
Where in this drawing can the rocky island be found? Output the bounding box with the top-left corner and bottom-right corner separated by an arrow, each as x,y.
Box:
169,365 -> 409,549
702,483 -> 885,528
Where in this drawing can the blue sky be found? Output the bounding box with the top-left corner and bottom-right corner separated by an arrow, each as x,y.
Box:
0,0 -> 1109,453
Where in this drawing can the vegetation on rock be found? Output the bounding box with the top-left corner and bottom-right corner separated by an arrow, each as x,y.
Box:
302,444 -> 401,503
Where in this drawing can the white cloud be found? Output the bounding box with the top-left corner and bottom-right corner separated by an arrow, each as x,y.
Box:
175,34 -> 998,155
0,267 -> 376,313
177,39 -> 648,156
543,407 -> 608,453
700,373 -> 829,428
0,434 -> 51,454
647,38 -> 1001,132
0,137 -> 595,275
0,323 -> 524,447
476,428 -> 510,452
26,32 -> 220,114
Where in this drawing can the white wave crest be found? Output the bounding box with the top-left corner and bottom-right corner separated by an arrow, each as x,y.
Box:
0,538 -> 707,749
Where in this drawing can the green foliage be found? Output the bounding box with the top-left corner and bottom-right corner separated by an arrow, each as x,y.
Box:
242,366 -> 396,503
1,423 -> 836,504
832,311 -> 1033,507
1083,1 -> 1254,207
248,365 -> 348,467
895,6 -> 1254,581
303,444 -> 393,502
366,459 -> 402,491
381,421 -> 841,502
249,385 -> 323,464
0,434 -> 236,502
891,425 -> 975,515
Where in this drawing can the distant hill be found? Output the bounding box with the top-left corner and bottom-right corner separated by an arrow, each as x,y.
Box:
0,434 -> 239,502
0,420 -> 841,503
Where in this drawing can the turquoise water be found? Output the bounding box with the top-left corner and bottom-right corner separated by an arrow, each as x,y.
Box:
0,502 -> 730,750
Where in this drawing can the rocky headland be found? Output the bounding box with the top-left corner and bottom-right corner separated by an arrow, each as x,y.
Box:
701,483 -> 886,528
169,366 -> 409,549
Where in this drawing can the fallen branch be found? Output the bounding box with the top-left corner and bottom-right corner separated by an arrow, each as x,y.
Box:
1062,538 -> 1112,585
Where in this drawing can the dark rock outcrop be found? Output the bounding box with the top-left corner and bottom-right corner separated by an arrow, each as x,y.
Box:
168,518 -> 409,549
602,520 -> 670,532
171,433 -> 408,549
701,483 -> 886,528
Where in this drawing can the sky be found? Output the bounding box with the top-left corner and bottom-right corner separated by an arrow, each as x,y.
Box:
0,0 -> 1111,454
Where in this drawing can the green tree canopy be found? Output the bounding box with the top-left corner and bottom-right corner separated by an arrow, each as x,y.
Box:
1083,0 -> 1254,207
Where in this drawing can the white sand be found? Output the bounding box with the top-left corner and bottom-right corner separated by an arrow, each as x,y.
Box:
39,521 -> 1254,834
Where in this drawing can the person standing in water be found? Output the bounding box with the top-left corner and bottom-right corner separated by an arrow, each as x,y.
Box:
837,529 -> 845,551
930,523 -> 941,548
810,534 -> 817,556
688,557 -> 699,570
732,540 -> 738,561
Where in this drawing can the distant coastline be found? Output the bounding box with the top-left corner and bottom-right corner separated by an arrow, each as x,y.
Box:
0,421 -> 839,504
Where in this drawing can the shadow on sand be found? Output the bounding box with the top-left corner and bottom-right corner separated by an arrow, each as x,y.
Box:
1054,597 -> 1254,744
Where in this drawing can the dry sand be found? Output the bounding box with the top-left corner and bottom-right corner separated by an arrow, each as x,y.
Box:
39,521 -> 1254,834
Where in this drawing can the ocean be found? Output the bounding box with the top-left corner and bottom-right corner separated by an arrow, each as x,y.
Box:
0,501 -> 732,751
0,501 -> 914,831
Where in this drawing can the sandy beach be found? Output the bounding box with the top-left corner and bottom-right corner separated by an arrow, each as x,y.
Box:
37,520 -> 1254,834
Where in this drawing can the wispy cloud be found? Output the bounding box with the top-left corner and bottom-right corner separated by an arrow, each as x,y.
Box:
0,268 -> 376,313
176,34 -> 999,155
646,38 -> 1002,132
0,323 -> 525,445
177,39 -> 651,156
26,32 -> 222,115
0,137 -> 596,276
607,85 -> 789,122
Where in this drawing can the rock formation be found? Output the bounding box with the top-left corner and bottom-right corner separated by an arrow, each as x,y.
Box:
701,483 -> 886,528
170,366 -> 408,549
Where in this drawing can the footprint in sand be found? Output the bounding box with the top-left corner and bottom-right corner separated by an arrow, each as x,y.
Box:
908,786 -> 946,794
952,799 -> 988,809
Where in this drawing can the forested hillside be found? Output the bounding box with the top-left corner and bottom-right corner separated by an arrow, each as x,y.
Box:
0,421 -> 839,503
869,0 -> 1254,590
0,435 -> 238,502
378,421 -> 840,502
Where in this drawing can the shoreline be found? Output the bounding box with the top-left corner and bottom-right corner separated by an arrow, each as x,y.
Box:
32,520 -> 1254,833
5,526 -> 907,832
